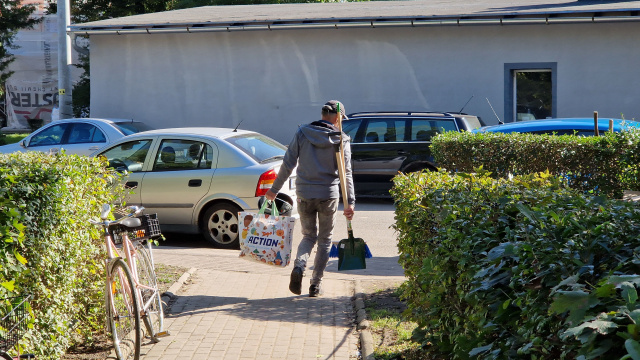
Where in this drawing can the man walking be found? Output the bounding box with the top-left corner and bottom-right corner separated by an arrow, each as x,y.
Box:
265,100 -> 355,297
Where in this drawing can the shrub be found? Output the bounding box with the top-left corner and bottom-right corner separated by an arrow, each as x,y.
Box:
392,169 -> 640,359
430,130 -> 640,198
0,152 -> 122,359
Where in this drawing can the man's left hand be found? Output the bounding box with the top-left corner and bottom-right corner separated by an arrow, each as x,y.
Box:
265,189 -> 277,202
343,204 -> 355,220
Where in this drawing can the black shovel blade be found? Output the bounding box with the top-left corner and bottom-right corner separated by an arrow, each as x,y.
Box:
338,237 -> 367,271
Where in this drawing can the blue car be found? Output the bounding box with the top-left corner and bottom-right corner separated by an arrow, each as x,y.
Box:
474,118 -> 640,135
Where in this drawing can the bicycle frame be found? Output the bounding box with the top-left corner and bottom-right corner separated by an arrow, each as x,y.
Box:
99,210 -> 165,342
102,227 -> 138,328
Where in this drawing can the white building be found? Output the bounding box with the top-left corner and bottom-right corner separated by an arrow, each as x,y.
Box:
69,0 -> 640,144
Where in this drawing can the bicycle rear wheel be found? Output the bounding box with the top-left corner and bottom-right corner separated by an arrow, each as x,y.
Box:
107,258 -> 141,360
134,242 -> 164,342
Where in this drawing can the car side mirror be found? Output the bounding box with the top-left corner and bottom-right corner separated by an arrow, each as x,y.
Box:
19,140 -> 27,148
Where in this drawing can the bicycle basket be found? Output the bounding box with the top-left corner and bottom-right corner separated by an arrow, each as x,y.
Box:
0,295 -> 32,352
111,213 -> 161,244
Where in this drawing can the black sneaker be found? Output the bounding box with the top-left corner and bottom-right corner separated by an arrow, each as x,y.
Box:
309,284 -> 323,297
289,267 -> 303,295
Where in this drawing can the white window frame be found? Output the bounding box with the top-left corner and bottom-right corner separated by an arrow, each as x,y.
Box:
504,63 -> 557,123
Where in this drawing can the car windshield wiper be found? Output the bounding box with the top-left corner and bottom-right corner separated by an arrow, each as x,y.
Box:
260,155 -> 284,163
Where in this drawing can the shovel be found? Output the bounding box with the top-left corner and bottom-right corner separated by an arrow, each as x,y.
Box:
334,103 -> 367,271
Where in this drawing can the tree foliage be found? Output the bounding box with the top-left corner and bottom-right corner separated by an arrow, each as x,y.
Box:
0,0 -> 40,96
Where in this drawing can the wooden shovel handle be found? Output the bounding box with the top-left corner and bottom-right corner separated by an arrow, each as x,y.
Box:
334,105 -> 354,239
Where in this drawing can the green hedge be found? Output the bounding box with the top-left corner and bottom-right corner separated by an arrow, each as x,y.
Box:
430,130 -> 640,199
392,169 -> 640,359
0,152 -> 122,359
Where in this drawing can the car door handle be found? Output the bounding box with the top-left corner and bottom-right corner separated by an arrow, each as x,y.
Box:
397,150 -> 409,156
89,146 -> 99,150
125,181 -> 138,189
188,179 -> 202,187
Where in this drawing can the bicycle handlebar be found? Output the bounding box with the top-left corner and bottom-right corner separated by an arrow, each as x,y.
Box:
90,204 -> 146,229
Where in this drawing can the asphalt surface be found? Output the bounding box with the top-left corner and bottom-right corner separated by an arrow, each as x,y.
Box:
157,198 -> 404,281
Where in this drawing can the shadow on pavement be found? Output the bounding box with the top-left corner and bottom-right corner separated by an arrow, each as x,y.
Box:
167,293 -> 352,324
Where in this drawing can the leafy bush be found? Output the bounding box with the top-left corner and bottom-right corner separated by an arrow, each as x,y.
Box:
0,152 -> 122,359
392,169 -> 640,359
430,130 -> 640,198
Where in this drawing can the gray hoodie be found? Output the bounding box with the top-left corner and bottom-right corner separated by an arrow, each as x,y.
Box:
271,120 -> 355,205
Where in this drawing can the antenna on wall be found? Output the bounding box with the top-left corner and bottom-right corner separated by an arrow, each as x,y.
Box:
486,98 -> 503,124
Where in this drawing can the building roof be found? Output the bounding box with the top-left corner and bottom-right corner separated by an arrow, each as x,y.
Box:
69,0 -> 640,34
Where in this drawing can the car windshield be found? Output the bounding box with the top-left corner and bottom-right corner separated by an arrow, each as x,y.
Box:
99,139 -> 152,173
226,134 -> 286,162
114,121 -> 154,136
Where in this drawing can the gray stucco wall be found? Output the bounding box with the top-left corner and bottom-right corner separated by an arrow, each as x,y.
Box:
89,21 -> 640,144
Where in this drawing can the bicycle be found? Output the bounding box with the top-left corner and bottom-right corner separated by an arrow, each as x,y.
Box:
90,204 -> 168,360
0,294 -> 35,360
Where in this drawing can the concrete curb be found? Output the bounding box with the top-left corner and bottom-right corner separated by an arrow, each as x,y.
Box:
354,279 -> 375,360
161,267 -> 197,310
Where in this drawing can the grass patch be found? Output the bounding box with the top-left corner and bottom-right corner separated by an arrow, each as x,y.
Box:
155,262 -> 189,294
0,133 -> 29,145
365,287 -> 424,360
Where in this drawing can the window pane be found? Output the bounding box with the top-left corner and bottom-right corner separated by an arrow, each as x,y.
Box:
516,70 -> 552,121
199,144 -> 215,169
100,140 -> 152,173
342,120 -> 361,142
93,129 -> 107,142
363,121 -> 385,143
29,124 -> 68,146
68,123 -> 106,144
362,120 -> 407,143
154,139 -> 214,171
411,119 -> 456,141
226,134 -> 286,162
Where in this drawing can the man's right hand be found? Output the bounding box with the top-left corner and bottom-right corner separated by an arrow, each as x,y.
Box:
265,189 -> 277,202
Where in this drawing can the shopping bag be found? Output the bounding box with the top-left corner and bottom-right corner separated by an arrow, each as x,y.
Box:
238,200 -> 295,267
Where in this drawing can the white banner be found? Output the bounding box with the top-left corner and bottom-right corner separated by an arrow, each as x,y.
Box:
4,14 -> 61,130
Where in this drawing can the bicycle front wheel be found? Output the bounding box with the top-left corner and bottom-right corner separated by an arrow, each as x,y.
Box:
107,258 -> 142,360
134,241 -> 164,341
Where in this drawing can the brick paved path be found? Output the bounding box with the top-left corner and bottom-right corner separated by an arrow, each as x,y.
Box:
140,267 -> 357,360
130,200 -> 404,359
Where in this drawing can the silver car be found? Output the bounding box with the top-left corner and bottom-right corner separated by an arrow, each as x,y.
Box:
93,127 -> 297,248
0,118 -> 153,156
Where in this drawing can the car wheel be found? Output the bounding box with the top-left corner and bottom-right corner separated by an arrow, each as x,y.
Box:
201,203 -> 242,249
